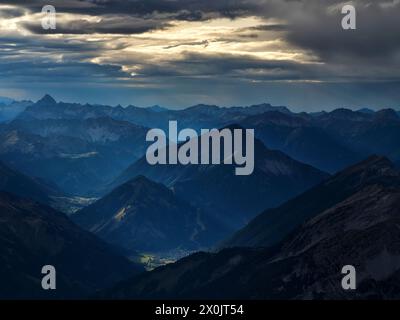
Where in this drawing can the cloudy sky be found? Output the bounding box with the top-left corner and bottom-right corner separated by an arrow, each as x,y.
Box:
0,0 -> 399,110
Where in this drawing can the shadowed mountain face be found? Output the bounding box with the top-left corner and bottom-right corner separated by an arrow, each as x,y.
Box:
5,97 -> 286,196
239,109 -> 400,173
0,95 -> 399,300
0,192 -> 143,299
1,95 -> 399,196
0,100 -> 32,123
223,155 -> 398,249
102,157 -> 400,299
73,176 -> 227,254
0,112 -> 149,196
111,131 -> 328,230
0,160 -> 61,207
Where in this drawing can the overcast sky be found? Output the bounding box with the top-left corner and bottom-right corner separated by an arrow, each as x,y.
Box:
0,0 -> 399,111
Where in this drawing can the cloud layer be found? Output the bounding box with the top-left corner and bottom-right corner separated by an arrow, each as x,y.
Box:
0,0 -> 399,110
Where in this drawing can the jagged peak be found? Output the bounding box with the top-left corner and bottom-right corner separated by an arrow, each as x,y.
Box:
36,94 -> 56,105
333,155 -> 395,180
353,155 -> 393,168
123,175 -> 163,190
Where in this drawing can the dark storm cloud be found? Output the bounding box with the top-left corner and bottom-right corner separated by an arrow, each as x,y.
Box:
0,6 -> 26,18
1,0 -> 262,19
134,51 -> 399,82
284,0 -> 400,62
246,24 -> 288,32
23,15 -> 171,34
1,0 -> 400,109
0,59 -> 129,82
10,0 -> 399,63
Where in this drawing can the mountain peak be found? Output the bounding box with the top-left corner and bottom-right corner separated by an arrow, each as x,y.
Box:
357,107 -> 375,114
374,108 -> 399,120
344,155 -> 393,172
121,175 -> 166,195
148,105 -> 167,112
129,175 -> 154,185
36,94 -> 56,105
327,155 -> 397,189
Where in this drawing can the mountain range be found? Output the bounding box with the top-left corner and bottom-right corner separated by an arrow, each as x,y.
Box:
239,109 -> 400,173
1,94 -> 399,299
0,97 -> 150,195
0,95 -> 399,197
102,156 -> 400,299
110,128 -> 328,231
223,155 -> 397,248
17,95 -> 291,131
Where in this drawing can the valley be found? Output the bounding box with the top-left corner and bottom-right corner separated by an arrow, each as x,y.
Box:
0,94 -> 400,299
2,0 -> 400,303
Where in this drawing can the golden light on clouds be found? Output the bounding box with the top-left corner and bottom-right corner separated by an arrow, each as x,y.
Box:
0,6 -> 316,80
0,0 -> 398,108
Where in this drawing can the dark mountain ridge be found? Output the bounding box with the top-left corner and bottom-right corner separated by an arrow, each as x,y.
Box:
0,116 -> 149,195
73,175 -> 227,254
0,160 -> 61,207
0,191 -> 143,299
110,128 -> 328,230
239,108 -> 400,173
223,155 -> 397,249
102,156 -> 400,299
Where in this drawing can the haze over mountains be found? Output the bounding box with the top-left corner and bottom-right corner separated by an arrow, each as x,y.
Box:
1,95 -> 398,191
104,156 -> 400,299
0,94 -> 399,299
113,129 -> 328,231
0,160 -> 61,208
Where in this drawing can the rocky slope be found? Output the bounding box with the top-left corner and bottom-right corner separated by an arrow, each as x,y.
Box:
102,156 -> 400,299
0,192 -> 143,299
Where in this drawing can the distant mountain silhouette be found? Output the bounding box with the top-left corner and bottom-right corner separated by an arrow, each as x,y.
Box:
18,96 -> 291,131
0,96 -> 14,105
357,108 -> 375,114
102,156 -> 400,299
0,100 -> 32,122
239,109 -> 400,173
10,95 -> 400,180
36,94 -> 57,106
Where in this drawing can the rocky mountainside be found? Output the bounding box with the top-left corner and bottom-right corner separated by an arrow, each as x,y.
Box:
0,160 -> 61,207
0,116 -> 149,196
111,129 -> 328,230
224,155 -> 397,248
0,192 -> 143,299
73,176 -> 227,254
102,156 -> 400,299
239,109 -> 400,173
